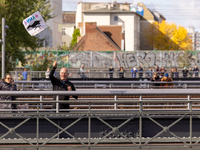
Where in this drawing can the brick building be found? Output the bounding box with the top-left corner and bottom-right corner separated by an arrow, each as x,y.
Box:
72,22 -> 121,51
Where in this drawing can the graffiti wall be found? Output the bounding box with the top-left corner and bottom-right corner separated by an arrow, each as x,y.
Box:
16,51 -> 200,70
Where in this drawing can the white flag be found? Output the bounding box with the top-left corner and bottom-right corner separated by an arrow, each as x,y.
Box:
22,11 -> 48,36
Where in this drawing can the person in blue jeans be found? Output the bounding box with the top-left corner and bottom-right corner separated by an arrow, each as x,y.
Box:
22,68 -> 28,86
22,68 -> 28,80
131,67 -> 137,78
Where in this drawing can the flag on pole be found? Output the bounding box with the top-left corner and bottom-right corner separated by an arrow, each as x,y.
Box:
22,11 -> 48,36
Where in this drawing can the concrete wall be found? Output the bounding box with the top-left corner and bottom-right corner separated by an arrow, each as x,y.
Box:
17,51 -> 200,70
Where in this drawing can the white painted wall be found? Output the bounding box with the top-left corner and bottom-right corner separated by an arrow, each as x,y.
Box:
83,13 -> 110,35
38,0 -> 62,48
62,25 -> 75,46
110,14 -> 137,51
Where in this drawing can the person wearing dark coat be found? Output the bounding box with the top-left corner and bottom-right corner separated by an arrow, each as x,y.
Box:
109,65 -> 114,78
193,66 -> 199,77
150,72 -> 161,87
118,66 -> 125,78
182,67 -> 189,78
50,61 -> 78,109
138,66 -> 143,78
0,73 -> 17,109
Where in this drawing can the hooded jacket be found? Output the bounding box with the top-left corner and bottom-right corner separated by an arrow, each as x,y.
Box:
0,79 -> 17,109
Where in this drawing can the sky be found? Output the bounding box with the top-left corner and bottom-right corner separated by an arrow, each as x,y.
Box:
62,0 -> 200,31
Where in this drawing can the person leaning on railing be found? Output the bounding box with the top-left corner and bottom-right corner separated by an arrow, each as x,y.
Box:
161,73 -> 173,88
150,72 -> 161,88
50,61 -> 78,109
0,73 -> 17,109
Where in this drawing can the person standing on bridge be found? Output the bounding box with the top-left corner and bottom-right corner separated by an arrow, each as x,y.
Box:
50,61 -> 78,109
0,73 -> 17,109
161,73 -> 173,88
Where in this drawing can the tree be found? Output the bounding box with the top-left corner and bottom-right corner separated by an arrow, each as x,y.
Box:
70,28 -> 81,48
143,21 -> 193,50
0,0 -> 53,75
32,50 -> 52,71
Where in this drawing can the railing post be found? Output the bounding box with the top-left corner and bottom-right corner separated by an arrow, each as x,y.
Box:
22,83 -> 24,91
32,83 -> 34,91
36,102 -> 39,149
114,95 -> 117,109
139,95 -> 143,148
188,95 -> 192,149
185,83 -> 187,89
88,102 -> 91,150
40,96 -> 43,109
56,95 -> 59,113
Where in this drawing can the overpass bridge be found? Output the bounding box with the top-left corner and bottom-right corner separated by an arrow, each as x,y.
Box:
0,89 -> 200,149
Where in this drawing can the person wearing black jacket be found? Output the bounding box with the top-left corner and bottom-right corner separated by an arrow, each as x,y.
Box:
150,72 -> 161,88
193,66 -> 199,77
109,65 -> 114,78
0,73 -> 17,109
50,61 -> 78,109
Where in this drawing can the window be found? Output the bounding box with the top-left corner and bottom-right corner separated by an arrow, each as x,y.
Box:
62,28 -> 66,35
114,16 -> 118,21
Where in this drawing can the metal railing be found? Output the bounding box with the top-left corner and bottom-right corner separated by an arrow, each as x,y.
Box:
0,89 -> 200,149
14,80 -> 200,90
10,70 -> 200,80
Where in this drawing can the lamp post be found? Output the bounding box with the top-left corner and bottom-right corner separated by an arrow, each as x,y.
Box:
2,18 -> 5,78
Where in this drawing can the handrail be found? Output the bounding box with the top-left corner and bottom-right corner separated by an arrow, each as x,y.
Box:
10,70 -> 200,80
0,89 -> 200,96
14,80 -> 200,84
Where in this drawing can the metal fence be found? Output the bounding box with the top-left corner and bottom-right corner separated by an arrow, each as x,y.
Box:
0,89 -> 200,149
14,80 -> 200,90
10,70 -> 200,80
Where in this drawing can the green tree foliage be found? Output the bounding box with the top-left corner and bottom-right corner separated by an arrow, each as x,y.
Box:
70,28 -> 80,48
0,0 -> 53,75
32,51 -> 52,71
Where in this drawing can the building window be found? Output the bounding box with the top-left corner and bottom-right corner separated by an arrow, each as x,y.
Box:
114,16 -> 118,21
62,28 -> 66,35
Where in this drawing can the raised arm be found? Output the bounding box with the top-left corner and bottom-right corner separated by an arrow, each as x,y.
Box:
50,61 -> 57,85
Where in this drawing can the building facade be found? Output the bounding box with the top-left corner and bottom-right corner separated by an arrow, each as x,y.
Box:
62,11 -> 76,47
37,0 -> 62,48
76,2 -> 141,51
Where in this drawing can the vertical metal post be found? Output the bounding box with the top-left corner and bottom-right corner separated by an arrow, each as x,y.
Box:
40,96 -> 43,109
189,95 -> 192,149
139,95 -> 143,148
56,95 -> 59,113
36,103 -> 39,149
114,95 -> 117,109
88,102 -> 91,150
188,95 -> 190,110
2,18 -> 5,78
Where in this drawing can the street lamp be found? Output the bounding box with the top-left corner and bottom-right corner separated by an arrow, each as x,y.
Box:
1,18 -> 9,78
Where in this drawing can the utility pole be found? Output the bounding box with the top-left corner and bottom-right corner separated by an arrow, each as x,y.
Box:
2,18 -> 5,78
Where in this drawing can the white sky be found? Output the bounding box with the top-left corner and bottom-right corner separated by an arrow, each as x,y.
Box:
62,0 -> 200,31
